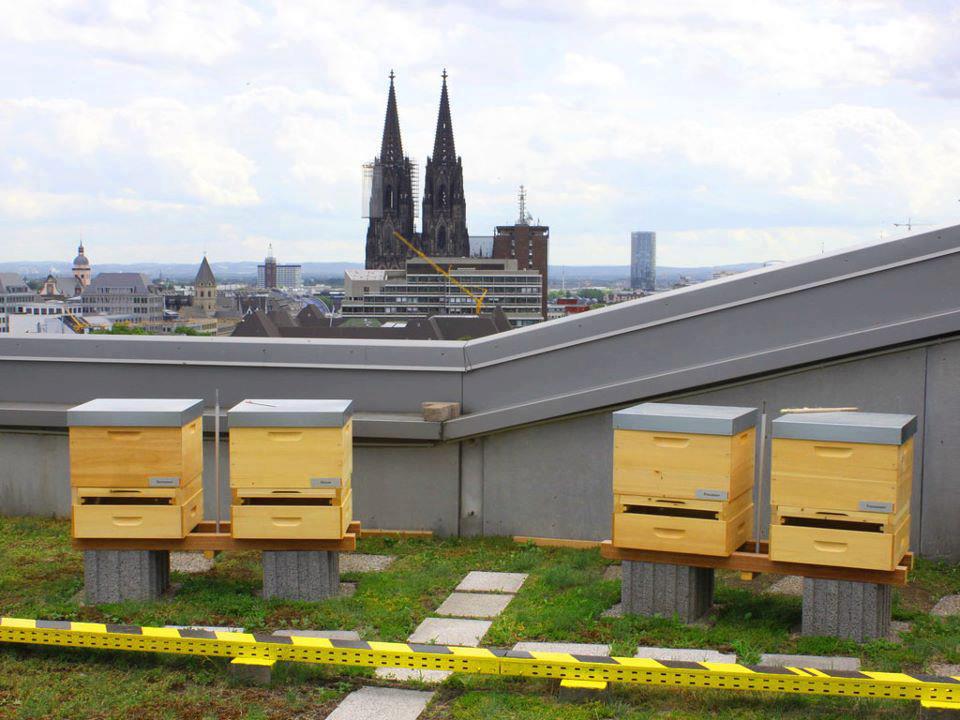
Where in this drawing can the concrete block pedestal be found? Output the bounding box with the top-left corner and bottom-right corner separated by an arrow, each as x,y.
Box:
83,550 -> 170,604
802,578 -> 892,642
621,561 -> 714,622
262,550 -> 339,601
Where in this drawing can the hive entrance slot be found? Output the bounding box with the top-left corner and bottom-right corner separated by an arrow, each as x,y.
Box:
623,505 -> 718,520
80,497 -> 172,506
240,497 -> 333,507
781,516 -> 884,533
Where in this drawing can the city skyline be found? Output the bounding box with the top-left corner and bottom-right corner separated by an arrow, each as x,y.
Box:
3,3 -> 960,267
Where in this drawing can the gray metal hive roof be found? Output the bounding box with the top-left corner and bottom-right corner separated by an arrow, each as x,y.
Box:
227,399 -> 354,427
613,402 -> 759,435
772,411 -> 918,445
67,398 -> 204,427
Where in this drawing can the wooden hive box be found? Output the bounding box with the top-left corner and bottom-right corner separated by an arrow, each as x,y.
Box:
613,490 -> 753,557
769,504 -> 910,571
613,403 -> 758,501
72,476 -> 203,539
68,398 -> 204,489
770,412 -> 917,515
228,399 -> 354,540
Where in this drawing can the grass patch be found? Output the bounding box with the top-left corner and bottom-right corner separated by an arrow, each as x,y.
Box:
0,516 -> 958,718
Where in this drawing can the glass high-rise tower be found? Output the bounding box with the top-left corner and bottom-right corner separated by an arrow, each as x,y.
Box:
630,231 -> 656,292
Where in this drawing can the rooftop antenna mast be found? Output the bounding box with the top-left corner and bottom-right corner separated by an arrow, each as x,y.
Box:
517,185 -> 532,226
893,217 -> 932,232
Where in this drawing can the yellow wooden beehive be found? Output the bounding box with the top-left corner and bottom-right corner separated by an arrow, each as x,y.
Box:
68,398 -> 205,539
769,411 -> 916,571
612,403 -> 758,556
228,399 -> 353,540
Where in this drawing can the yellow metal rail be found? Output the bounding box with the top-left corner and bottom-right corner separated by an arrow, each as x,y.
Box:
2,617 -> 958,710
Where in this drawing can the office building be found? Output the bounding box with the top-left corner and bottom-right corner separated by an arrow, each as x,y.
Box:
257,246 -> 302,289
630,231 -> 656,292
80,272 -> 164,326
0,273 -> 37,315
341,257 -> 542,327
493,187 -> 549,320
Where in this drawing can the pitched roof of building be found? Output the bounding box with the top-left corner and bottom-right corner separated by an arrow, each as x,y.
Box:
194,256 -> 216,286
296,304 -> 327,326
231,310 -> 280,337
0,272 -> 30,293
87,272 -> 151,292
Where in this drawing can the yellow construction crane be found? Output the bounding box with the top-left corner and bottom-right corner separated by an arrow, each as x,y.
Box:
393,231 -> 488,314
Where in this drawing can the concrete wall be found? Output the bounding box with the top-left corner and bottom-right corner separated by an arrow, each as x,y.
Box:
2,338 -> 959,560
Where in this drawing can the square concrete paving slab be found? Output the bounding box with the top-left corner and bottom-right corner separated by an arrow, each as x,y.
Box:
435,592 -> 513,619
407,617 -> 491,647
760,653 -> 861,671
374,667 -> 451,684
166,625 -> 245,633
272,629 -> 361,640
513,641 -> 611,657
635,646 -> 736,663
931,594 -> 960,617
170,552 -> 214,574
456,571 -> 528,594
325,686 -> 434,720
340,554 -> 396,574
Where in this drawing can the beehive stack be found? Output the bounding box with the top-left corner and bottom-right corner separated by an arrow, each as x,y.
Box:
228,399 -> 353,540
769,411 -> 916,571
612,403 -> 758,557
68,399 -> 204,539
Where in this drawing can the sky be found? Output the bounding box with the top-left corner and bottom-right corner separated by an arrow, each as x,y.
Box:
2,1 -> 960,267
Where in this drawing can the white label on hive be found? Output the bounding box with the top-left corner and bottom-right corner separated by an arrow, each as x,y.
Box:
696,489 -> 728,501
311,477 -> 341,488
859,501 -> 894,513
148,477 -> 180,488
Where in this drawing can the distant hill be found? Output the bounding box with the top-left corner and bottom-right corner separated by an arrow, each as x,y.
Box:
548,263 -> 763,285
0,261 -> 364,281
1,260 -> 762,285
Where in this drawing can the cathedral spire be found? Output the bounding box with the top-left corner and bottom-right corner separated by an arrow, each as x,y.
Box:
431,69 -> 456,163
380,70 -> 405,164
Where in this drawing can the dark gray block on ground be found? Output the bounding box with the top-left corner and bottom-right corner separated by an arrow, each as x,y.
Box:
83,550 -> 170,604
262,550 -> 339,601
621,560 -> 714,622
802,578 -> 892,642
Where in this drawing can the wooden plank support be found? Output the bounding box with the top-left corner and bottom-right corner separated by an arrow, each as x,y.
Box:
512,536 -> 602,549
600,540 -> 912,586
71,521 -> 361,553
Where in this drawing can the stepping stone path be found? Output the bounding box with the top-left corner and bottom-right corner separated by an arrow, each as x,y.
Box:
931,663 -> 960,678
435,592 -> 513,619
273,629 -> 361,640
325,687 -> 434,720
375,570 -> 527,687
931,594 -> 960,617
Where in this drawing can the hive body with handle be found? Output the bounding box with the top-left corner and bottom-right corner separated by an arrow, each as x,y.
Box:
228,399 -> 354,540
68,399 -> 205,539
612,403 -> 758,557
769,412 -> 916,571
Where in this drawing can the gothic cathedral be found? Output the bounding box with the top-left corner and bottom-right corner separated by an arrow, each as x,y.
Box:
365,71 -> 469,269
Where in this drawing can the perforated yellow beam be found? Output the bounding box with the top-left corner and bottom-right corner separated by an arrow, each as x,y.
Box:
2,617 -> 959,709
